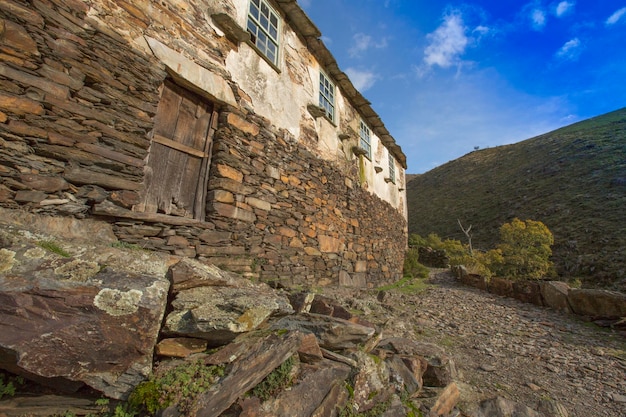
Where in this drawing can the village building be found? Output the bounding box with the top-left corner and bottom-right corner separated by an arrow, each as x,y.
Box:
0,0 -> 408,287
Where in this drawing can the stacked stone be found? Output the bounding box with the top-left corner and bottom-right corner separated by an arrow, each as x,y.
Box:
0,0 -> 162,216
204,109 -> 407,288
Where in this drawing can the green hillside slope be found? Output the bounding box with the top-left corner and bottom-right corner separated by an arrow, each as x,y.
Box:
407,108 -> 626,290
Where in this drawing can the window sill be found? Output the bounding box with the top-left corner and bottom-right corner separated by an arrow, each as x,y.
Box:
212,13 -> 251,44
245,40 -> 281,73
352,146 -> 370,160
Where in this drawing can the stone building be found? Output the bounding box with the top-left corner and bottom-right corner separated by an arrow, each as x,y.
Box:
0,0 -> 408,287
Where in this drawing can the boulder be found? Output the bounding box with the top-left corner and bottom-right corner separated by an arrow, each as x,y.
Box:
460,273 -> 488,291
427,382 -> 460,416
169,257 -> 255,293
567,289 -> 626,319
163,284 -> 293,346
540,281 -> 572,314
193,331 -> 304,417
385,355 -> 423,395
475,396 -> 542,417
0,264 -> 169,399
512,280 -> 544,306
351,350 -> 392,413
245,360 -> 351,417
156,338 -> 209,358
377,338 -> 457,387
488,277 -> 514,298
163,257 -> 293,345
270,313 -> 375,350
536,398 -> 569,417
0,217 -> 171,399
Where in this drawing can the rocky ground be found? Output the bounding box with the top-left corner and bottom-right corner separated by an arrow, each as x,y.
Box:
325,269 -> 626,417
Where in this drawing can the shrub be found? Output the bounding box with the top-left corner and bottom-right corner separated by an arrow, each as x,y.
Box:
0,373 -> 23,399
403,248 -> 428,278
493,218 -> 554,280
251,355 -> 296,401
128,360 -> 224,414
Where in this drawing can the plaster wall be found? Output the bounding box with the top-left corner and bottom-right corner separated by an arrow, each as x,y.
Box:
225,0 -> 406,216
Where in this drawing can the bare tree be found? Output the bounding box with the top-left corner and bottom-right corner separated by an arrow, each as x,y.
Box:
458,219 -> 473,255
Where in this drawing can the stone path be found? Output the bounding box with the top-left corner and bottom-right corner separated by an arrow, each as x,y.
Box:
333,270 -> 626,417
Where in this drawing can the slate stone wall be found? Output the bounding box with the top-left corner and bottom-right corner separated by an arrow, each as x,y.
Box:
0,0 -> 406,287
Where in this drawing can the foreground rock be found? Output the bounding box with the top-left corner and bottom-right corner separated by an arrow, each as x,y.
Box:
0,215 -> 461,416
162,258 -> 293,345
0,230 -> 169,399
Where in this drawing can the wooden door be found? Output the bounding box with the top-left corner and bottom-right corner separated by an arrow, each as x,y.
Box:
140,80 -> 217,221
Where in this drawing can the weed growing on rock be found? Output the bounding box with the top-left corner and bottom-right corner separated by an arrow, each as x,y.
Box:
338,380 -> 394,417
37,240 -> 71,257
0,373 -> 23,399
376,276 -> 431,294
128,359 -> 224,414
251,355 -> 296,401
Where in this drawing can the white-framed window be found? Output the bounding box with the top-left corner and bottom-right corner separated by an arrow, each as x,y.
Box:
359,120 -> 372,159
319,71 -> 335,122
388,153 -> 396,184
246,0 -> 280,66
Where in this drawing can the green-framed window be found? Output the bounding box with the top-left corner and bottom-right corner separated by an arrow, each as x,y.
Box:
359,120 -> 372,159
319,71 -> 335,122
388,153 -> 396,183
247,0 -> 280,66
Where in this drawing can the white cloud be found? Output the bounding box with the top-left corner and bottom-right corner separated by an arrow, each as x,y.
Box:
606,7 -> 626,26
531,8 -> 547,30
473,25 -> 490,36
556,38 -> 582,60
397,69 -> 574,173
555,1 -> 575,18
345,68 -> 378,92
320,35 -> 332,45
423,12 -> 469,69
348,33 -> 388,58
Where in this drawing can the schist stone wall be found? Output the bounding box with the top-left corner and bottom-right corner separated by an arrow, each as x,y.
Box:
0,0 -> 407,287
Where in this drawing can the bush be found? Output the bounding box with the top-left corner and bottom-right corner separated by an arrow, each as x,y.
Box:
493,218 -> 554,280
251,355 -> 296,401
403,248 -> 428,278
408,219 -> 554,281
128,360 -> 224,414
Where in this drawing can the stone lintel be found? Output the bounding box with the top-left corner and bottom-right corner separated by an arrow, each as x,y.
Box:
145,37 -> 237,107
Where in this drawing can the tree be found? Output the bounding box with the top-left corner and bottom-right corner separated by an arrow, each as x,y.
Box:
457,219 -> 473,255
494,218 -> 554,279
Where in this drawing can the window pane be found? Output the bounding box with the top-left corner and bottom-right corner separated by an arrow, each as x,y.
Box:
250,4 -> 259,20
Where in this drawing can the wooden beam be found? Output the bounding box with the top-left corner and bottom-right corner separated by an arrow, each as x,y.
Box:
152,134 -> 208,158
93,200 -> 213,227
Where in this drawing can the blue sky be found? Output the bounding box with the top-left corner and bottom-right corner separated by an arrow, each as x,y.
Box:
299,1 -> 626,173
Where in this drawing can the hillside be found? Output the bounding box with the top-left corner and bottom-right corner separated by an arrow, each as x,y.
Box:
407,108 -> 626,290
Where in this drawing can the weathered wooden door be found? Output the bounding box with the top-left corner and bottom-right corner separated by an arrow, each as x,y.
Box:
140,80 -> 217,221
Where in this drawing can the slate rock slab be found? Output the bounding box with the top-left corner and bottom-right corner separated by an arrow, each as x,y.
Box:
270,313 -> 376,350
0,225 -> 169,400
0,265 -> 169,399
163,285 -> 294,346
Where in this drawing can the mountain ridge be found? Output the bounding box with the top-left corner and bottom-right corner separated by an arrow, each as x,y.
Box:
407,107 -> 626,290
